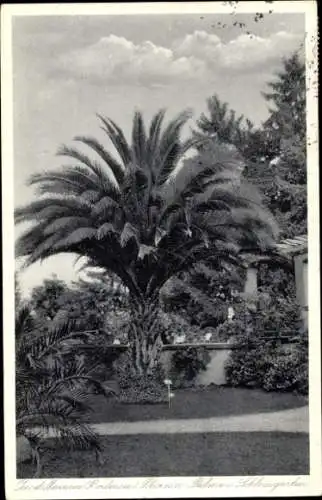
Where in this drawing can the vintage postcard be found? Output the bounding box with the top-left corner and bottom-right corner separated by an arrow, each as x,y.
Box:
1,1 -> 320,498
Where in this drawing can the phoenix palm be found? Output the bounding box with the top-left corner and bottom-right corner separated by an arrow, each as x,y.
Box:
15,109 -> 278,375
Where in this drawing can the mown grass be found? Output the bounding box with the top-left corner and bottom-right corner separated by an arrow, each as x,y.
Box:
82,386 -> 308,423
18,432 -> 309,478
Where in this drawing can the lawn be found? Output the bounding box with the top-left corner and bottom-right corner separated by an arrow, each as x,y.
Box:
82,386 -> 308,424
17,432 -> 309,478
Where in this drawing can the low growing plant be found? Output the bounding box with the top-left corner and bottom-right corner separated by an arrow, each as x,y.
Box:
114,352 -> 168,404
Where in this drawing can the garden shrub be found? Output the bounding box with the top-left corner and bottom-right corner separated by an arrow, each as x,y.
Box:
262,350 -> 307,394
225,332 -> 308,395
262,333 -> 308,394
224,334 -> 274,388
170,347 -> 211,388
114,353 -> 168,404
223,291 -> 308,395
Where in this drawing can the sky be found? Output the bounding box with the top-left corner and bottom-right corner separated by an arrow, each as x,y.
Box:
12,12 -> 305,297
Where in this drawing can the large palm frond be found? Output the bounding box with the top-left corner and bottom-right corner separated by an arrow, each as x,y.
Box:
15,109 -> 279,300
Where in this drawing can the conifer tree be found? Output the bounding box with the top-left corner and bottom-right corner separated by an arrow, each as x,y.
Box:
262,52 -> 307,237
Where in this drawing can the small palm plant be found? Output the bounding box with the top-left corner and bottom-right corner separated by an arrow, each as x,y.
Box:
16,304 -> 115,477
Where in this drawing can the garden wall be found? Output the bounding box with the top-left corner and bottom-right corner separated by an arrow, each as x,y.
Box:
104,343 -> 235,386
161,343 -> 234,386
97,338 -> 299,388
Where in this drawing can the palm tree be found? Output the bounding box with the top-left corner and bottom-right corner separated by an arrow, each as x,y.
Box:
195,95 -> 251,148
194,94 -> 273,164
16,304 -> 115,477
15,109 -> 279,376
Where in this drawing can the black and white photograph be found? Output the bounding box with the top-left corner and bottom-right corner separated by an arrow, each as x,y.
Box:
2,1 -> 320,498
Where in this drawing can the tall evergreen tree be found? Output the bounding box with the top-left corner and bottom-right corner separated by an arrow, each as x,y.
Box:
262,53 -> 306,149
261,52 -> 307,237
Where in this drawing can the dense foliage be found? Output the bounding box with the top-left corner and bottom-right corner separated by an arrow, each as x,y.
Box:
26,273 -> 129,336
15,110 -> 277,376
225,331 -> 308,395
224,293 -> 308,394
161,263 -> 245,329
252,53 -> 306,238
14,52 -> 306,400
164,52 -> 306,334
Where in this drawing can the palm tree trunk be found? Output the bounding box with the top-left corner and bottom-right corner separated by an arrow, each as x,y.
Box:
128,297 -> 162,376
